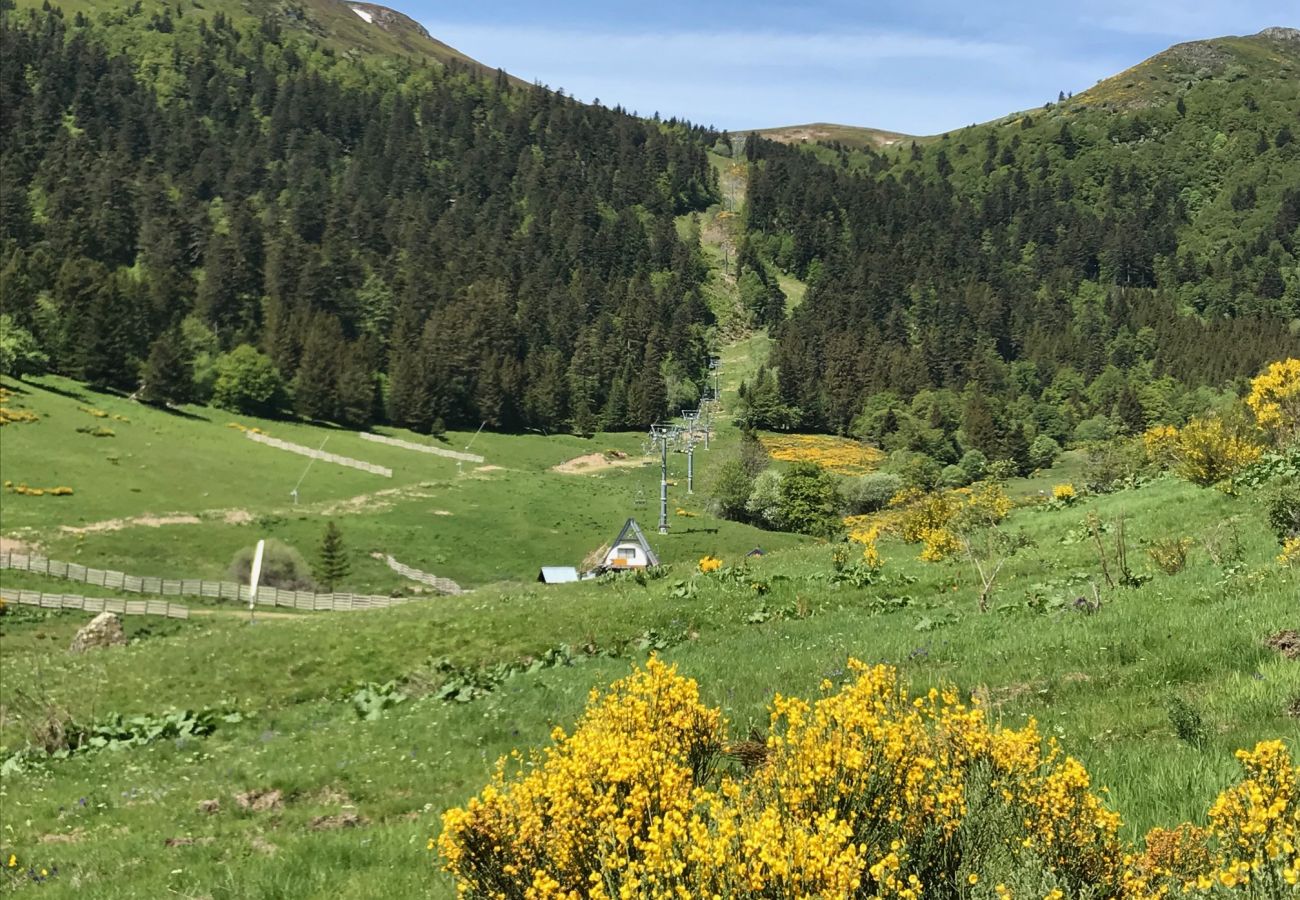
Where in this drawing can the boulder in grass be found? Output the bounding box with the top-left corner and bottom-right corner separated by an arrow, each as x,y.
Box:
68,612 -> 126,653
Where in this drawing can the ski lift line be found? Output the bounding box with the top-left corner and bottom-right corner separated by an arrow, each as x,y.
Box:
291,436 -> 330,496
464,421 -> 487,453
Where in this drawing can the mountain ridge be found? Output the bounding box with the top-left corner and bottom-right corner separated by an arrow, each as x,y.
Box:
8,0 -> 522,82
746,26 -> 1299,145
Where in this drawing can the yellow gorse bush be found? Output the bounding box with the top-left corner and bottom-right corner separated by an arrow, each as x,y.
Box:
759,434 -> 885,475
437,658 -> 725,899
1279,537 -> 1300,568
845,483 -> 1012,563
1168,417 -> 1262,487
437,661 -> 1300,899
1246,357 -> 1300,442
1141,424 -> 1180,469
4,482 -> 73,497
440,661 -> 1182,898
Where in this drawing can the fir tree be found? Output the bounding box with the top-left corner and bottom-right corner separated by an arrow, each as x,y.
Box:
139,328 -> 194,406
315,521 -> 350,591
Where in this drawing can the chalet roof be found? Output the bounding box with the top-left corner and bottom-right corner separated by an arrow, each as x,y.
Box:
609,518 -> 660,567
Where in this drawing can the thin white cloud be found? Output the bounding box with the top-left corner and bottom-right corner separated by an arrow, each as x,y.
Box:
420,21 -> 1137,133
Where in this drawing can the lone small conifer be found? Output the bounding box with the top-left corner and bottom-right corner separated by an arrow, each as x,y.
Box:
316,520 -> 350,591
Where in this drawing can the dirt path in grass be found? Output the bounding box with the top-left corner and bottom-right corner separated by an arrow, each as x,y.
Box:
187,608 -> 303,620
60,514 -> 201,534
552,453 -> 651,475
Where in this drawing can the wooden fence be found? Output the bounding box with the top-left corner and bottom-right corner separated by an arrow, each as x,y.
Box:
383,554 -> 463,595
0,553 -> 420,611
1,588 -> 189,619
245,431 -> 392,477
361,432 -> 484,464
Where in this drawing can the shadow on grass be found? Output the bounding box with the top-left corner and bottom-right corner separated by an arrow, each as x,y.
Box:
24,379 -> 88,403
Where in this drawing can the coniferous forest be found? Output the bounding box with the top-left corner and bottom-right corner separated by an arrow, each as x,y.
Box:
0,2 -> 720,433
739,28 -> 1300,464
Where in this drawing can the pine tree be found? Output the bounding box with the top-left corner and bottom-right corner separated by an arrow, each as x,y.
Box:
293,315 -> 344,422
315,521 -> 350,591
139,328 -> 194,406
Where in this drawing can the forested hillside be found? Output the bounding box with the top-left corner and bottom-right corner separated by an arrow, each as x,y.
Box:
740,28 -> 1300,461
0,1 -> 720,432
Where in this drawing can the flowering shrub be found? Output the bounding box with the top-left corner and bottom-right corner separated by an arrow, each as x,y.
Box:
918,526 -> 961,562
1246,358 -> 1300,442
4,483 -> 73,497
436,658 -> 725,896
1051,483 -> 1077,505
1142,425 -> 1180,469
1170,417 -> 1263,487
845,483 -> 1012,563
697,555 -> 722,574
1279,537 -> 1300,568
758,434 -> 885,476
438,662 -> 1300,899
1147,537 -> 1193,575
0,388 -> 39,426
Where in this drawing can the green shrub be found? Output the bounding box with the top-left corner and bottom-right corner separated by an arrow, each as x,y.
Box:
883,450 -> 942,491
776,462 -> 841,537
1262,478 -> 1300,542
939,464 -> 970,488
744,469 -> 784,528
1166,696 -> 1207,748
1028,434 -> 1062,470
711,459 -> 755,522
842,471 -> 904,514
1073,415 -> 1118,445
958,449 -> 987,482
212,344 -> 286,416
229,539 -> 316,592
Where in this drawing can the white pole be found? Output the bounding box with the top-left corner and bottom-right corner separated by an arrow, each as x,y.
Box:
248,538 -> 265,622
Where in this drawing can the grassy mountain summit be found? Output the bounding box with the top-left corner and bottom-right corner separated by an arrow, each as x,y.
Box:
1068,25 -> 1300,112
747,27 -> 1300,143
750,122 -> 914,150
7,0 -> 512,75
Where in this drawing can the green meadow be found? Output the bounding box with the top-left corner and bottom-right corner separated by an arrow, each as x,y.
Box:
1,375 -> 1297,898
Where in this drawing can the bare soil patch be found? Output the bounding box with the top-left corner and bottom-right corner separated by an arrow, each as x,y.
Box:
552,452 -> 650,475
233,789 -> 283,812
310,811 -> 366,831
1266,630 -> 1299,660
60,514 -> 201,534
222,509 -> 254,525
318,483 -> 438,516
0,536 -> 39,554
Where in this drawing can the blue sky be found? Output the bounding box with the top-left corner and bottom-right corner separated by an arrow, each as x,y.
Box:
398,1 -> 1291,134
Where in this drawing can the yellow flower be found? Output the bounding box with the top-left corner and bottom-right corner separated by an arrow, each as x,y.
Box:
968,872 -> 979,884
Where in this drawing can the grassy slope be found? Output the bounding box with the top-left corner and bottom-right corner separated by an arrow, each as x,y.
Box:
9,0 -> 518,80
749,122 -> 913,150
1,451 -> 1296,896
0,376 -> 801,590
